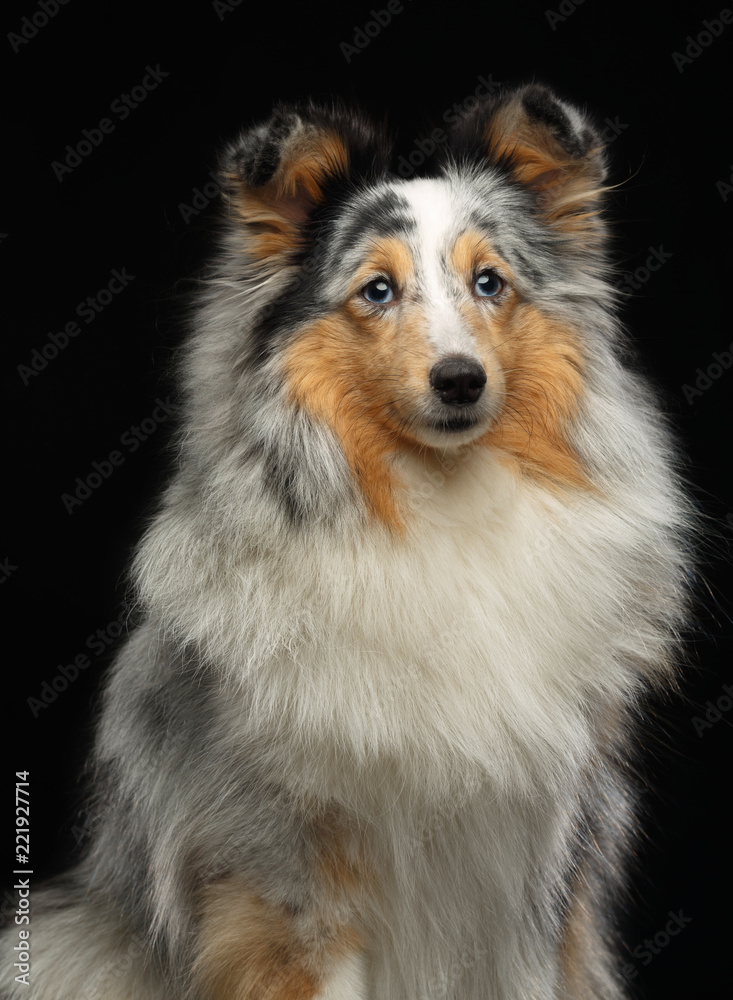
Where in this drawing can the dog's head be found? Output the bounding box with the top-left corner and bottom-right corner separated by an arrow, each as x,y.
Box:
208,86 -> 610,527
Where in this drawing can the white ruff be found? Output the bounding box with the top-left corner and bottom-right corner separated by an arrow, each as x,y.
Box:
173,446 -> 639,801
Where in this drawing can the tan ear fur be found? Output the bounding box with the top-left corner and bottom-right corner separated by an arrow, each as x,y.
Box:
484,87 -> 607,230
224,119 -> 350,262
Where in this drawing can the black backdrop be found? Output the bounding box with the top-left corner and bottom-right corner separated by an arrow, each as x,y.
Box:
3,1 -> 731,996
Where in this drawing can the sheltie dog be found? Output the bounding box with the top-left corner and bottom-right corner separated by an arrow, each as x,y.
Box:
2,84 -> 694,999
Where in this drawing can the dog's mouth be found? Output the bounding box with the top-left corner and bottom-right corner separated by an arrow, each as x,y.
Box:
409,403 -> 495,449
427,413 -> 483,434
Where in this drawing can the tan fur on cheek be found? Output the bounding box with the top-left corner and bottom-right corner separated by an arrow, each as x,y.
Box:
193,878 -> 360,1000
482,305 -> 589,490
282,314 -> 411,533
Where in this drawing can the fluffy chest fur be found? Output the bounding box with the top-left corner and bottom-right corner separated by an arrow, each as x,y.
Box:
141,442 -> 646,808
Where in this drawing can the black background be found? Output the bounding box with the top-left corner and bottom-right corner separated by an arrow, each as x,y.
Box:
2,1 -> 731,996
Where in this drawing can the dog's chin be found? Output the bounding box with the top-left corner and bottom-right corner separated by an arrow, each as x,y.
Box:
412,412 -> 493,450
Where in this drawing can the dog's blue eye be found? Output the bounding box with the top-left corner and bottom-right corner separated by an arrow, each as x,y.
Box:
474,271 -> 503,298
362,279 -> 395,304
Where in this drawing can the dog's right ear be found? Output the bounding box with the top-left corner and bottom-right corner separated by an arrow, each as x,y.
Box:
220,103 -> 389,264
445,84 -> 608,237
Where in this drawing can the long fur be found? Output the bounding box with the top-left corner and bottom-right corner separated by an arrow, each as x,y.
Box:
1,85 -> 694,1000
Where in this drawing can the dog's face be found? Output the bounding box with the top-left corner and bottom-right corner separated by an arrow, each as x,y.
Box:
285,177 -> 513,451
279,173 -> 587,456
218,87 -> 609,526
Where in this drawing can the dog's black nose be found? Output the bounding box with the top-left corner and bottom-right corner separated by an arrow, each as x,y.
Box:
430,357 -> 487,405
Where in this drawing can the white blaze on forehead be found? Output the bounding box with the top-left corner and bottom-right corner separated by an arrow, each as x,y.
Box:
398,178 -> 480,360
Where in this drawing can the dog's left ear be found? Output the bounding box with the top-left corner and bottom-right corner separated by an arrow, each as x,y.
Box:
220,103 -> 389,263
447,84 -> 608,226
